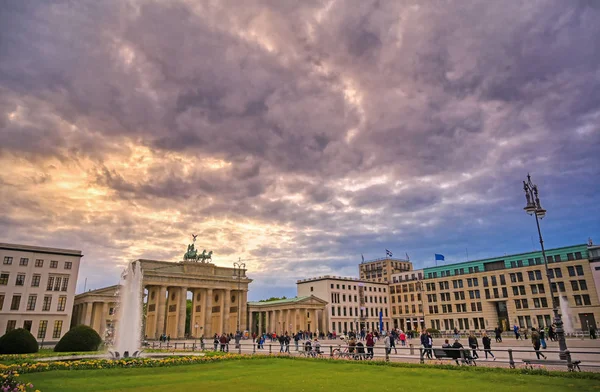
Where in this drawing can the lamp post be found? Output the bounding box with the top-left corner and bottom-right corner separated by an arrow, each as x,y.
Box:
233,260 -> 246,334
523,173 -> 569,360
194,323 -> 199,348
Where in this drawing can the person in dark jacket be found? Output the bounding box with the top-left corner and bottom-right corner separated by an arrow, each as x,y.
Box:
468,333 -> 479,359
482,333 -> 495,360
219,334 -> 228,352
531,328 -> 546,359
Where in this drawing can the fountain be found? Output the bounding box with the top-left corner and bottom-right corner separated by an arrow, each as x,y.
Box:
110,260 -> 144,359
559,296 -> 574,335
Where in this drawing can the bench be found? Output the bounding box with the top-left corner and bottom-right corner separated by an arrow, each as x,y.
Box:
522,359 -> 581,372
433,348 -> 476,366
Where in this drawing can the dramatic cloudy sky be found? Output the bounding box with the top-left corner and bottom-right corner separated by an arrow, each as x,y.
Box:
1,0 -> 599,300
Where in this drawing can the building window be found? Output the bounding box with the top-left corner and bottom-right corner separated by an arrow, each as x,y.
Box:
26,295 -> 37,311
37,320 -> 48,339
10,295 -> 21,310
54,277 -> 62,291
574,295 -> 582,306
57,296 -> 67,311
571,281 -> 579,291
52,320 -> 63,339
42,296 -> 52,311
35,259 -> 44,267
582,295 -> 591,306
19,258 -> 29,266
0,294 -> 4,310
567,266 -> 575,277
3,257 -> 13,265
0,273 -> 9,285
575,265 -> 584,276
6,320 -> 17,332
61,277 -> 69,291
64,262 -> 72,270
15,274 -> 25,286
310,286 -> 313,292
50,260 -> 58,269
574,252 -> 583,260
47,276 -> 55,291
31,275 -> 41,287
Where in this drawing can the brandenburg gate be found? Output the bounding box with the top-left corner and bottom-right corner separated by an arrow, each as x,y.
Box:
142,258 -> 251,339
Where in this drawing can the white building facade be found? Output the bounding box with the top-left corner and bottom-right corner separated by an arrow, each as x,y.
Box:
0,243 -> 82,342
297,275 -> 391,334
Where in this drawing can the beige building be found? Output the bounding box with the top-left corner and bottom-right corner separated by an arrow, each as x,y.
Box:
389,269 -> 425,331
297,276 -> 391,333
247,296 -> 327,334
391,244 -> 600,333
74,259 -> 251,340
0,243 -> 82,341
359,257 -> 412,283
72,285 -> 118,339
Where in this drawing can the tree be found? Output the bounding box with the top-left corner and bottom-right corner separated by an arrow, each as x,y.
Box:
259,296 -> 287,302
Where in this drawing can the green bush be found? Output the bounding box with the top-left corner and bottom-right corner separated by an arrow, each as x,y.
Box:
0,328 -> 39,354
426,328 -> 440,335
54,325 -> 102,352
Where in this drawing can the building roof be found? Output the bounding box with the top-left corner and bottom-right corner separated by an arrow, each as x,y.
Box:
248,295 -> 327,306
360,257 -> 410,264
423,243 -> 588,277
296,275 -> 389,285
0,242 -> 83,257
75,285 -> 119,299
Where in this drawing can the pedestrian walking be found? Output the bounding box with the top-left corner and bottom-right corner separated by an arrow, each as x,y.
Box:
399,331 -> 406,346
531,328 -> 546,359
482,333 -> 495,360
366,332 -> 375,359
468,333 -> 479,359
384,334 -> 391,355
539,327 -> 547,349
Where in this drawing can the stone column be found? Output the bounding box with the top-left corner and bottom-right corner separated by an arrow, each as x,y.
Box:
314,309 -> 320,333
155,286 -> 167,339
241,290 -> 248,331
223,289 -> 231,334
205,288 -> 213,337
99,302 -> 108,337
295,309 -> 300,332
258,311 -> 263,334
266,311 -> 271,333
84,301 -> 94,326
189,289 -> 196,337
177,287 -> 187,338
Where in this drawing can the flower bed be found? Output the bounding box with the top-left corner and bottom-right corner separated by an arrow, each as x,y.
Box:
2,370 -> 38,392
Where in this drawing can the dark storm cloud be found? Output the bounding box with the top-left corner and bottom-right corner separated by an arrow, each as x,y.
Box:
1,0 -> 600,296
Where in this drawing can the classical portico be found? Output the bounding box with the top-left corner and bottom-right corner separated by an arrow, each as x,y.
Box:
72,285 -> 119,339
143,259 -> 251,339
247,296 -> 327,335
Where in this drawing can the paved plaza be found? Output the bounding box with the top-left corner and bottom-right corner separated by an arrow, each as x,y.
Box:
144,336 -> 600,371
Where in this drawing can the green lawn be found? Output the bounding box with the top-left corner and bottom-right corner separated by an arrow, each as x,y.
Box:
22,359 -> 598,392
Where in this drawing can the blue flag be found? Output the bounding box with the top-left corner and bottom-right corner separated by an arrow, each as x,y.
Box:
385,249 -> 393,257
379,310 -> 383,332
435,254 -> 445,261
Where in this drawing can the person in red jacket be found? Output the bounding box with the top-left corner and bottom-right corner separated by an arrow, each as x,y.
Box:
366,332 -> 375,359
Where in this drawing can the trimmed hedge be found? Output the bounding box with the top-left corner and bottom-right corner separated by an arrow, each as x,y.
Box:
54,325 -> 102,352
0,328 -> 39,354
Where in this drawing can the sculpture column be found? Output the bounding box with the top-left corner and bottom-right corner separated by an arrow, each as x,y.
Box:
177,287 -> 187,338
84,301 -> 94,326
204,288 -> 213,337
155,286 -> 167,339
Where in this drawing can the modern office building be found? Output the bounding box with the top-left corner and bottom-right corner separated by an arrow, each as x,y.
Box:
0,243 -> 82,341
392,243 -> 600,333
297,275 -> 391,333
359,257 -> 412,283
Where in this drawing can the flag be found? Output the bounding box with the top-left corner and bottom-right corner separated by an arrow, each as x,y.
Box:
405,252 -> 410,261
385,249 -> 393,257
435,254 -> 445,261
361,254 -> 365,262
379,310 -> 383,332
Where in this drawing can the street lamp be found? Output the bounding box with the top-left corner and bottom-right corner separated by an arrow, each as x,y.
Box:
523,174 -> 568,360
233,260 -> 246,334
194,323 -> 199,348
